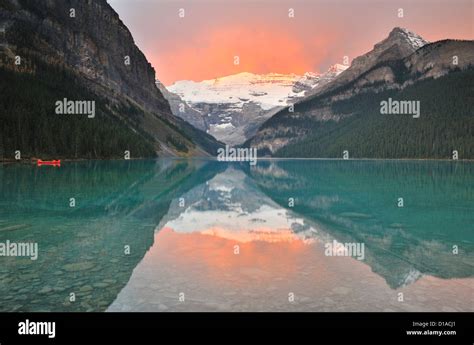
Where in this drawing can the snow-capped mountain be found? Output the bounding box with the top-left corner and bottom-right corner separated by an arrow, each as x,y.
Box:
313,27 -> 428,97
169,72 -> 305,111
163,66 -> 348,145
394,27 -> 428,49
292,64 -> 348,94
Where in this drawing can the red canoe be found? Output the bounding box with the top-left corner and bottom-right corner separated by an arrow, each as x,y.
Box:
37,159 -> 61,167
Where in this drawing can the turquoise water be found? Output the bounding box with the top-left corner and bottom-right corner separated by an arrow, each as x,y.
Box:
0,159 -> 473,311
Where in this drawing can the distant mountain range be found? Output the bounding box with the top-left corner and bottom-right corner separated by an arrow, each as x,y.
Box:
0,0 -> 222,160
160,65 -> 348,146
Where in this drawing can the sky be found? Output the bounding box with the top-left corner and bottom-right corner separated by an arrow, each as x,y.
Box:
108,0 -> 473,85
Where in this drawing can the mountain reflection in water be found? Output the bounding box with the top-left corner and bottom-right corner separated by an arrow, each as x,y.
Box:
109,161 -> 473,312
0,159 -> 472,312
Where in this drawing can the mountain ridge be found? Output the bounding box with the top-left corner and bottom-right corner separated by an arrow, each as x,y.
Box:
245,27 -> 474,158
0,0 -> 222,159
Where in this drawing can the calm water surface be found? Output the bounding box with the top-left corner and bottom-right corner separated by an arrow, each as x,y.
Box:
0,159 -> 473,311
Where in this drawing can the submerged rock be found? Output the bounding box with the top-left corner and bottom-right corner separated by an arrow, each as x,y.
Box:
62,262 -> 95,272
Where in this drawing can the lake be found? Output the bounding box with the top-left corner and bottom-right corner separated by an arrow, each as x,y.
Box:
0,159 -> 473,312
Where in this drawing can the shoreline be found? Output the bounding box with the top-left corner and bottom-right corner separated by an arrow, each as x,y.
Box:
1,157 -> 473,164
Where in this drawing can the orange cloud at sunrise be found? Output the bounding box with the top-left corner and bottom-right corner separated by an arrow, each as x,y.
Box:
151,25 -> 342,84
109,0 -> 473,85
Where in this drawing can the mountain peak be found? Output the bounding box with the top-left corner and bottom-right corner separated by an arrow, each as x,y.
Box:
389,27 -> 412,35
385,27 -> 428,49
353,27 -> 428,71
303,27 -> 428,99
